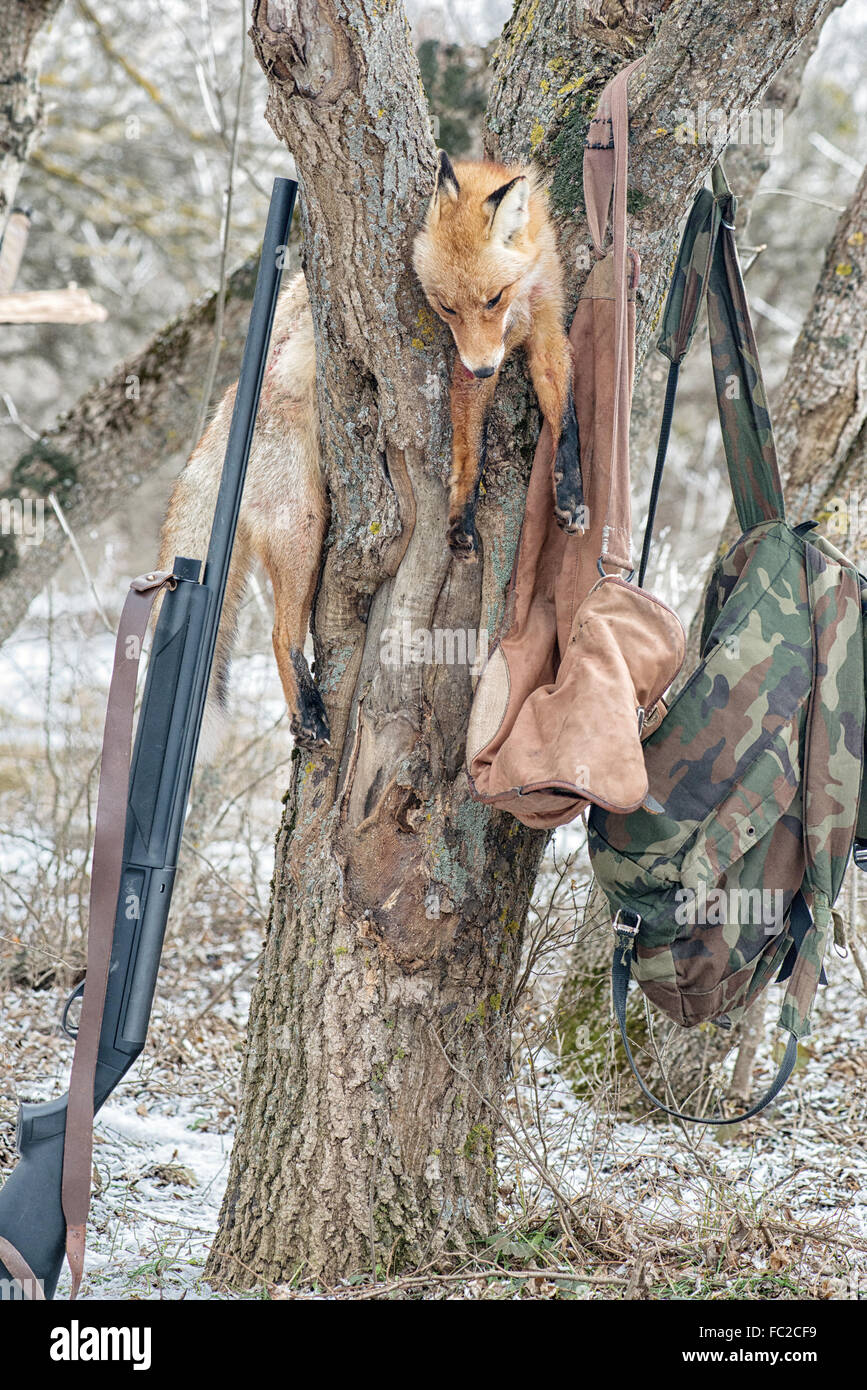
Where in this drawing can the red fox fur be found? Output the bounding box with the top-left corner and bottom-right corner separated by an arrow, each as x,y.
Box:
413,151 -> 580,557
158,153 -> 577,747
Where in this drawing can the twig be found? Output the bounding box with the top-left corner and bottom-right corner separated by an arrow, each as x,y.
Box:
47,491 -> 113,633
753,188 -> 846,213
181,842 -> 265,921
189,0 -> 248,454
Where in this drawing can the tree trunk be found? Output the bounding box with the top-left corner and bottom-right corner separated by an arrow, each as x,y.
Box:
0,0 -> 61,245
207,0 -> 834,1288
775,160 -> 867,534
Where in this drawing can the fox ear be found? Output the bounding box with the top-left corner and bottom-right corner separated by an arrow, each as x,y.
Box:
485,175 -> 530,245
434,150 -> 460,205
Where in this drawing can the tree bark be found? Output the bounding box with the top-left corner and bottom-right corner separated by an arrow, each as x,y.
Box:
0,0 -> 61,245
207,0 -> 835,1288
775,160 -> 867,533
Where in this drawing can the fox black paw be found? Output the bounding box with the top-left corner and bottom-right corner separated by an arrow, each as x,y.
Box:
291,693 -> 330,749
553,390 -> 583,535
447,511 -> 479,562
290,647 -> 331,748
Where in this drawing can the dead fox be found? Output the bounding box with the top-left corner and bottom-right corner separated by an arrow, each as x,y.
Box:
158,272 -> 331,750
158,153 -> 578,746
413,151 -> 580,558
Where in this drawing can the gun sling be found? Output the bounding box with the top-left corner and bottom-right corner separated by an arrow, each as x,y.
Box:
1,570 -> 176,1299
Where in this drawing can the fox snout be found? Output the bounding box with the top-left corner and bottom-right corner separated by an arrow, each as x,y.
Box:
455,348 -> 504,380
451,333 -> 506,380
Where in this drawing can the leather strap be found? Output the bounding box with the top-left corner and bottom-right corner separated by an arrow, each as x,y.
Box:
0,1236 -> 45,1300
60,568 -> 176,1298
583,55 -> 645,572
611,928 -> 799,1124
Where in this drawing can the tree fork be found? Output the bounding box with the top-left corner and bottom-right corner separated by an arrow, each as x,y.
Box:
207,0 -> 835,1287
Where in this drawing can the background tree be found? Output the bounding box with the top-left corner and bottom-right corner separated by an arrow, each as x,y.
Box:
0,1 -> 62,243
205,0 -> 835,1287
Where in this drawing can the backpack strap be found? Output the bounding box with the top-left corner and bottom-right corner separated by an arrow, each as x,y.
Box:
637,184 -> 723,585
639,164 -> 785,584
583,55 -> 645,574
707,164 -> 786,532
610,913 -> 798,1125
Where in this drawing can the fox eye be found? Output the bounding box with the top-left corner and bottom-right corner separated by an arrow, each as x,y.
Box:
485,290 -> 503,309
438,300 -> 456,316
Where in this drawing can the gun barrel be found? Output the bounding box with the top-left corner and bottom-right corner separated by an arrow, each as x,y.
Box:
0,177 -> 298,1301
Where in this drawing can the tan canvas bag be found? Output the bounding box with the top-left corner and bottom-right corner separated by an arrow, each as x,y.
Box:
466,60 -> 685,830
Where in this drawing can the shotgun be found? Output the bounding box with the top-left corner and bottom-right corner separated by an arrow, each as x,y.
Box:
0,176 -> 298,1301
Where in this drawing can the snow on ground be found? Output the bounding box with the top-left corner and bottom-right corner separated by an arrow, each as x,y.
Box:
2,915 -> 865,1300
2,564 -> 866,1299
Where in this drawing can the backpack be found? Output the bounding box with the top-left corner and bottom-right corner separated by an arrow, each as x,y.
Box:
588,165 -> 867,1123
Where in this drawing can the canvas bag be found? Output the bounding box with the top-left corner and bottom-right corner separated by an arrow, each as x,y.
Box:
588,168 -> 867,1122
466,60 -> 684,830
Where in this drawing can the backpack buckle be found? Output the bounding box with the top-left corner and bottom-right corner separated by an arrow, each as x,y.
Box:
612,907 -> 641,936
613,908 -> 641,966
853,839 -> 867,872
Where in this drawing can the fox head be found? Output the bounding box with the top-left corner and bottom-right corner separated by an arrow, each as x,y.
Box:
413,152 -> 543,378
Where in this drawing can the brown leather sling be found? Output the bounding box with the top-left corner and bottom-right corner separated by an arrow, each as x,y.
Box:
0,569 -> 175,1300
467,59 -> 685,827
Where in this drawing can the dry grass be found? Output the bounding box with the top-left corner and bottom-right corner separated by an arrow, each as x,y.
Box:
2,535 -> 867,1300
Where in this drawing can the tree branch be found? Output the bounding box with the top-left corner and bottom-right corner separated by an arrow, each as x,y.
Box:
0,0 -> 62,243
0,256 -> 264,642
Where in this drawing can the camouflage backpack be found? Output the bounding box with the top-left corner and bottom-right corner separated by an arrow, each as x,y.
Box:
588,166 -> 867,1123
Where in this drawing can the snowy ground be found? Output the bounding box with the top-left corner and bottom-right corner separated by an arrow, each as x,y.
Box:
2,540 -> 867,1300
3,902 -> 866,1300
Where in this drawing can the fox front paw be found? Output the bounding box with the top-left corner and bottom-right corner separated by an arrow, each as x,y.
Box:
552,389 -> 584,535
447,510 -> 479,562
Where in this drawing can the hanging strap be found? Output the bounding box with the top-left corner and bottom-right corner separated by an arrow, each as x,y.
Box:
610,915 -> 798,1125
0,569 -> 177,1302
637,178 -> 723,585
636,360 -> 679,588
583,55 -> 645,573
639,164 -> 785,582
708,170 -> 786,532
61,568 -> 176,1298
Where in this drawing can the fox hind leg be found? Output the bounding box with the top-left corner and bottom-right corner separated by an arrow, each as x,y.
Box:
260,526 -> 330,749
